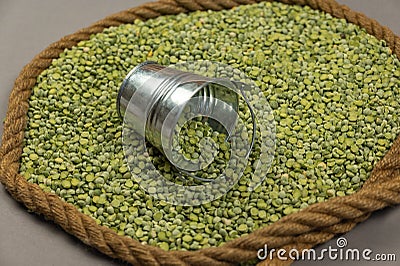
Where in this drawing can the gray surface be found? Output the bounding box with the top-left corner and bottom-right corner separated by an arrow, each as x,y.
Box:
0,1 -> 399,265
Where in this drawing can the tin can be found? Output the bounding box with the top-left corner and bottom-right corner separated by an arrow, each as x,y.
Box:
117,61 -> 243,173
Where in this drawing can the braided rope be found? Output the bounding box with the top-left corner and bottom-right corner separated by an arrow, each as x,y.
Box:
1,0 -> 400,265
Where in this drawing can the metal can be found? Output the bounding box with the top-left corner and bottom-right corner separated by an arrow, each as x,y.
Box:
117,61 -> 246,175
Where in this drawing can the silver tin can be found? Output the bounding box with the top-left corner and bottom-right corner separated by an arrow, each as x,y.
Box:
117,61 -> 241,172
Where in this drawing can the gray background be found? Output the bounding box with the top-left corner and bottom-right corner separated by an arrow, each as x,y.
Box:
0,1 -> 399,265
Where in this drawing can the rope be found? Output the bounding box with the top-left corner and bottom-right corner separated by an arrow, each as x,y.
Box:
1,0 -> 400,265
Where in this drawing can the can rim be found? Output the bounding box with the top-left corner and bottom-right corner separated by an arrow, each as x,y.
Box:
161,79 -> 239,174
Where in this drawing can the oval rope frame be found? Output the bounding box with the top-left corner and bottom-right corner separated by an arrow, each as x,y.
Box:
1,0 -> 400,265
